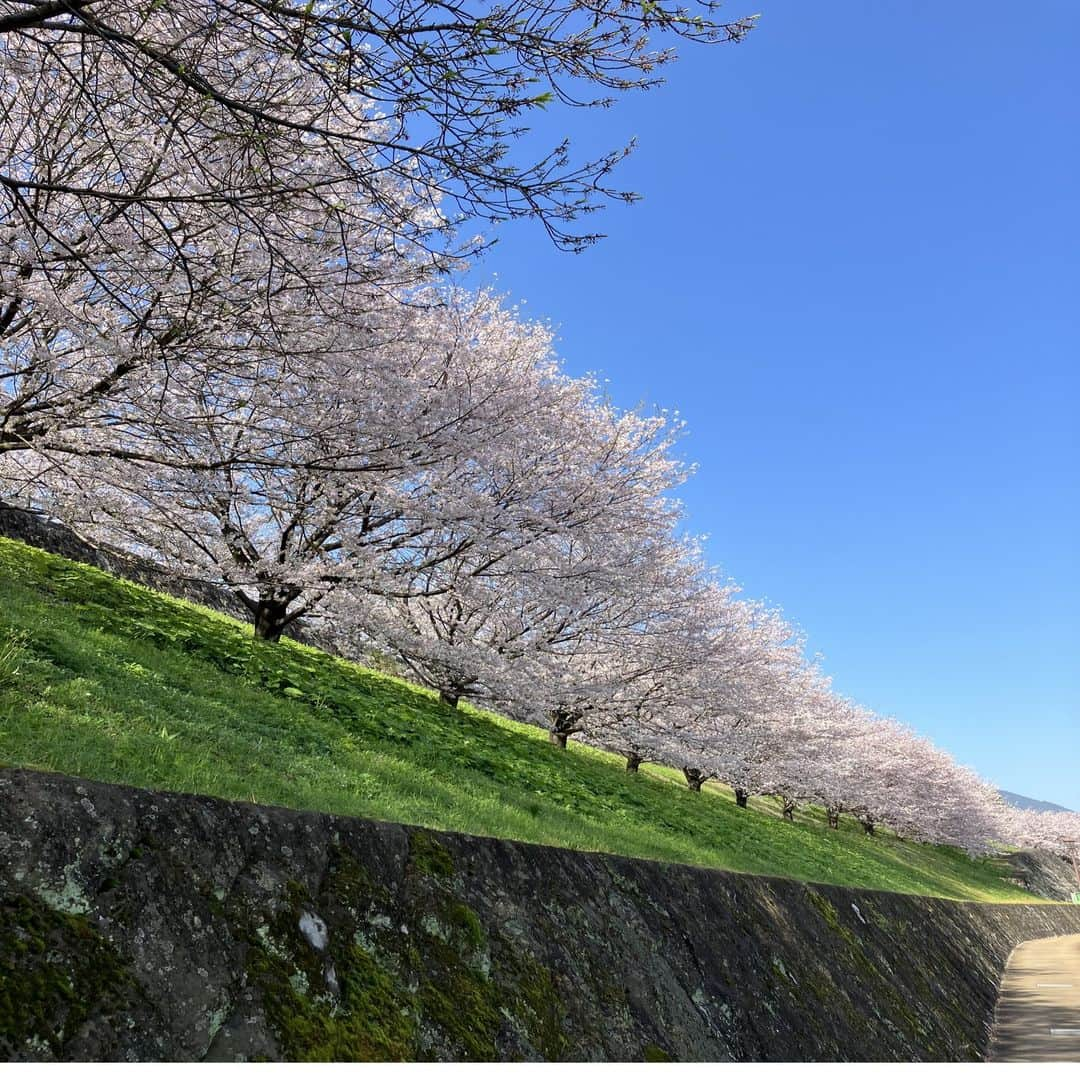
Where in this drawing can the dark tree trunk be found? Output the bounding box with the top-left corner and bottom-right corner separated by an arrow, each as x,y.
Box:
826,808 -> 840,830
734,788 -> 749,809
683,767 -> 706,793
625,752 -> 643,773
782,798 -> 797,821
547,707 -> 580,749
861,819 -> 875,836
253,596 -> 292,642
439,689 -> 460,709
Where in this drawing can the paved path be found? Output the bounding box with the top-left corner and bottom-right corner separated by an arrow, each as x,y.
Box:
987,933 -> 1080,1061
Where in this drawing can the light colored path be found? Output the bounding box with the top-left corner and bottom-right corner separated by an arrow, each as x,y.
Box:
987,933 -> 1080,1062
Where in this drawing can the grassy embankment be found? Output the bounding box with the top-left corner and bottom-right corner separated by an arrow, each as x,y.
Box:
0,535 -> 1034,902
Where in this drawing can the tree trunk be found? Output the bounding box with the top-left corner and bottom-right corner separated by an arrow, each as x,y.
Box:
683,767 -> 705,793
826,808 -> 840,830
861,819 -> 875,836
253,596 -> 292,642
547,707 -> 580,749
734,788 -> 749,809
439,689 -> 460,709
625,752 -> 643,773
782,798 -> 796,821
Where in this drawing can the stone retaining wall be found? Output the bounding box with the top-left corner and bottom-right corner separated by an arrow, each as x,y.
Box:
2,768 -> 1079,1062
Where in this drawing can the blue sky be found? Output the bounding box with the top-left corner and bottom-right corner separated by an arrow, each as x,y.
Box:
463,1 -> 1079,808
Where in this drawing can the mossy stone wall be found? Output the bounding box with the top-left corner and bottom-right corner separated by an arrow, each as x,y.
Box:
2,767 -> 1079,1062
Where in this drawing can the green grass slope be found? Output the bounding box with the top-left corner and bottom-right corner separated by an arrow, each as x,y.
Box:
0,535 -> 1034,902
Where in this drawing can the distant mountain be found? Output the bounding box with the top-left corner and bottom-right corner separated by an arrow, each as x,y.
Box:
999,790 -> 1073,813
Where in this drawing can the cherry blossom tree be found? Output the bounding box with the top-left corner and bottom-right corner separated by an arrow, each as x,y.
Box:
38,286 -> 583,640
1,0 -> 758,478
538,563 -> 719,759
792,707 -> 1008,850
343,383 -> 692,708
0,1 -> 756,254
708,666 -> 839,816
1002,807 -> 1080,861
557,583 -> 812,798
668,593 -> 808,800
0,89 -> 440,479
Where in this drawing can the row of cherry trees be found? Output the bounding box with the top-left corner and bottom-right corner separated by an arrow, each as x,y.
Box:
7,270 -> 1074,858
2,2 -> 1073,861
1005,808 -> 1080,863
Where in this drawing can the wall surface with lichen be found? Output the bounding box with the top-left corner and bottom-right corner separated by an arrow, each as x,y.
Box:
2,767 -> 1079,1063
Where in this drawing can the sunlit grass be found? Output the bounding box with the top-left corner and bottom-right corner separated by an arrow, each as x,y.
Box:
0,535 -> 1038,902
